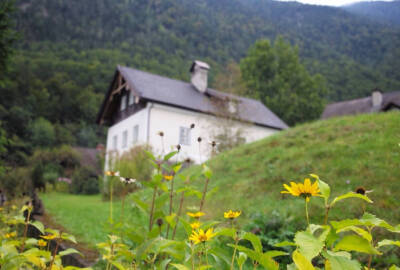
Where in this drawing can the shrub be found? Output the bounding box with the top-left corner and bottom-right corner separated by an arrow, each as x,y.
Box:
0,166 -> 32,197
103,145 -> 153,198
70,166 -> 99,195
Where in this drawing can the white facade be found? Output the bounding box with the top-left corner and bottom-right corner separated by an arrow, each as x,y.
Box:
105,102 -> 278,166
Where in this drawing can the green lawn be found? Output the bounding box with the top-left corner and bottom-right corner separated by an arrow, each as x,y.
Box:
41,193 -> 137,246
41,111 -> 400,246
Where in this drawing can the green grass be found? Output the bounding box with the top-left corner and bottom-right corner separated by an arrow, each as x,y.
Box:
41,111 -> 400,246
41,193 -> 140,246
184,111 -> 400,225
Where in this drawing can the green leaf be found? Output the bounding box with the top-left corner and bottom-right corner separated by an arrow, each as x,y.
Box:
292,249 -> 315,270
243,232 -> 263,253
360,212 -> 398,232
259,253 -> 279,270
322,250 -> 361,270
173,163 -> 182,173
61,233 -> 77,243
264,250 -> 288,258
294,231 -> 324,261
59,248 -> 81,257
202,164 -> 212,179
30,221 -> 45,234
389,265 -> 400,270
330,192 -> 372,207
111,261 -> 127,270
310,174 -> 330,205
170,264 -> 190,270
236,252 -> 247,268
165,213 -> 177,229
378,239 -> 400,248
331,219 -> 363,231
336,226 -> 372,242
145,150 -> 156,161
227,244 -> 259,262
334,235 -> 381,255
164,151 -> 178,161
178,217 -> 192,236
274,240 -> 296,247
215,228 -> 236,238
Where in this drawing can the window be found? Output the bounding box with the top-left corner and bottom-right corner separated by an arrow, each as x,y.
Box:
133,125 -> 139,143
179,127 -> 191,145
112,135 -> 118,150
128,91 -> 134,106
122,130 -> 128,148
120,94 -> 127,111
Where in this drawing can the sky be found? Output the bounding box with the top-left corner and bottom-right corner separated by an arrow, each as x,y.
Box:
278,0 -> 394,7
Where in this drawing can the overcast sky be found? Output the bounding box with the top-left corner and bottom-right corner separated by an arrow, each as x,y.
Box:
278,0 -> 394,7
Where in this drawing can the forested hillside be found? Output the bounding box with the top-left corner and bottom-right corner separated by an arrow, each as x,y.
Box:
343,0 -> 400,26
1,0 -> 400,165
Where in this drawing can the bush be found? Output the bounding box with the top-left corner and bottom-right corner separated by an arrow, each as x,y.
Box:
0,167 -> 32,197
70,166 -> 99,195
103,145 -> 153,198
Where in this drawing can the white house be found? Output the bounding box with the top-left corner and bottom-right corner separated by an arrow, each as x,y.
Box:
96,61 -> 288,167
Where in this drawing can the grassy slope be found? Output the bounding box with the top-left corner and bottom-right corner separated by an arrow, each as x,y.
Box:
186,111 -> 400,225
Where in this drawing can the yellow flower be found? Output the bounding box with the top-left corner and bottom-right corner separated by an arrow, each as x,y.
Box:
189,228 -> 215,244
187,211 -> 205,218
163,175 -> 173,181
105,171 -> 120,177
190,222 -> 201,230
224,210 -> 241,219
37,239 -> 47,247
41,233 -> 57,240
5,231 -> 17,238
281,178 -> 320,202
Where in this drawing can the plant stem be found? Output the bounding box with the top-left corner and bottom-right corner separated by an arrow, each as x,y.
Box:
120,187 -> 127,242
191,244 -> 195,270
205,243 -> 209,266
199,177 -> 209,212
109,177 -> 113,224
49,236 -> 60,270
230,236 -> 239,270
305,199 -> 310,225
149,186 -> 158,231
324,205 -> 330,225
367,255 -> 372,270
166,176 -> 175,239
172,191 -> 185,240
20,207 -> 32,252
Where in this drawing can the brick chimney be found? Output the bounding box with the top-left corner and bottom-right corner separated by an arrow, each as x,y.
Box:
190,60 -> 210,93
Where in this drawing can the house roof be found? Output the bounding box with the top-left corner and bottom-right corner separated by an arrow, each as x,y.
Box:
97,65 -> 288,130
321,91 -> 400,119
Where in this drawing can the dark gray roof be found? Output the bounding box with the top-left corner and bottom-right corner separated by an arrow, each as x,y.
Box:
115,66 -> 288,130
321,91 -> 400,119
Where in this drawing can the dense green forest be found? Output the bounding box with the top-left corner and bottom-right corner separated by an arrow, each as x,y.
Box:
343,0 -> 400,26
1,0 -> 400,167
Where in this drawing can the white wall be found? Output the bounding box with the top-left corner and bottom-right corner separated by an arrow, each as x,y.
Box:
105,102 -> 278,167
105,105 -> 149,170
148,103 -> 277,163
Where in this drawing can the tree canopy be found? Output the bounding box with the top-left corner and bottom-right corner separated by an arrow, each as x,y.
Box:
241,38 -> 326,126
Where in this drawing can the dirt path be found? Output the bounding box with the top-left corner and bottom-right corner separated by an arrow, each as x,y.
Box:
35,212 -> 100,267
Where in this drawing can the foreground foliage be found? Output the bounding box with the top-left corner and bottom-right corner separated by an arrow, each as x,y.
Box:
0,200 -> 90,269
96,132 -> 400,269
